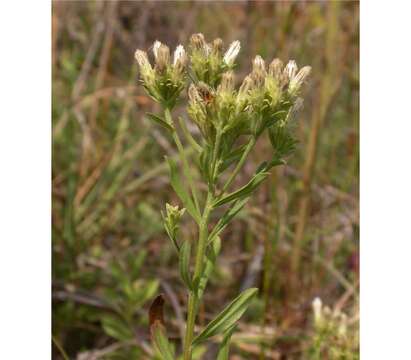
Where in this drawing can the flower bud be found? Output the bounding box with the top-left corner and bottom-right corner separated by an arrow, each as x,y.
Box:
289,65 -> 311,94
250,69 -> 265,88
212,38 -> 224,55
135,49 -> 154,80
153,40 -> 162,60
163,203 -> 185,247
155,44 -> 170,73
253,55 -> 266,74
284,60 -> 298,80
165,203 -> 185,223
173,45 -> 188,74
269,58 -> 283,80
188,83 -> 202,103
223,40 -> 241,66
218,71 -> 235,93
190,33 -> 207,50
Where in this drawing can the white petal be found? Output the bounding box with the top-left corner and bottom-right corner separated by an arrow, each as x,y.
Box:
223,40 -> 241,65
173,44 -> 185,65
285,60 -> 298,79
153,40 -> 162,59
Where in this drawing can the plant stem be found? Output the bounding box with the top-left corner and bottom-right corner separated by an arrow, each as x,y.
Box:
220,137 -> 255,195
211,128 -> 223,192
182,191 -> 213,360
165,108 -> 201,213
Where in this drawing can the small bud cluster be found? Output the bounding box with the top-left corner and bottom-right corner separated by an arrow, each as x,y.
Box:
312,297 -> 348,333
135,41 -> 188,108
311,297 -> 350,340
309,297 -> 358,358
187,52 -> 310,147
135,33 -> 311,180
162,203 -> 185,250
189,33 -> 241,88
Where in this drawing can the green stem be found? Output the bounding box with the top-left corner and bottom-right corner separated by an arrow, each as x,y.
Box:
165,108 -> 200,213
183,191 -> 213,360
220,137 -> 256,195
211,128 -> 223,192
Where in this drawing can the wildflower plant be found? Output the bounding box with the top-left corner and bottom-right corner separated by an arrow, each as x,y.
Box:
135,33 -> 311,360
309,297 -> 359,359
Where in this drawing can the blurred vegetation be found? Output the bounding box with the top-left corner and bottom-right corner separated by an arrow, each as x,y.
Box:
52,1 -> 359,359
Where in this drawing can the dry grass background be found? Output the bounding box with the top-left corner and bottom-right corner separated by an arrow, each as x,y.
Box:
52,1 -> 359,359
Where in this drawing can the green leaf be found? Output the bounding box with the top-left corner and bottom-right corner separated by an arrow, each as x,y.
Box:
179,241 -> 193,290
196,237 -> 221,299
192,288 -> 258,346
219,144 -> 248,173
151,322 -> 175,360
146,113 -> 174,132
213,170 -> 269,207
216,325 -> 237,360
166,156 -> 200,223
208,198 -> 249,245
178,116 -> 202,153
101,315 -> 133,341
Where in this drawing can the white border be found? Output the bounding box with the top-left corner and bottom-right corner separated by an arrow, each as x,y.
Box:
1,1 -> 411,359
361,1 -> 411,358
0,1 -> 51,359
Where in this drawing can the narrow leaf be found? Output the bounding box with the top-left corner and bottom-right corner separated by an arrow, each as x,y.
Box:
178,116 -> 202,153
179,241 -> 193,290
166,156 -> 200,223
192,288 -> 258,346
214,171 -> 269,207
196,237 -> 221,299
146,113 -> 174,132
151,322 -> 175,360
219,144 -> 248,173
208,198 -> 249,245
216,325 -> 237,360
101,315 -> 133,341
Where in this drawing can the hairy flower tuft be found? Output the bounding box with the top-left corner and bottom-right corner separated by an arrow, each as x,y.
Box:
289,65 -> 312,94
190,33 -> 207,52
153,40 -> 162,60
269,58 -> 283,80
212,38 -> 224,55
284,60 -> 298,81
223,40 -> 241,66
155,44 -> 170,73
253,55 -> 266,74
218,71 -> 235,93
